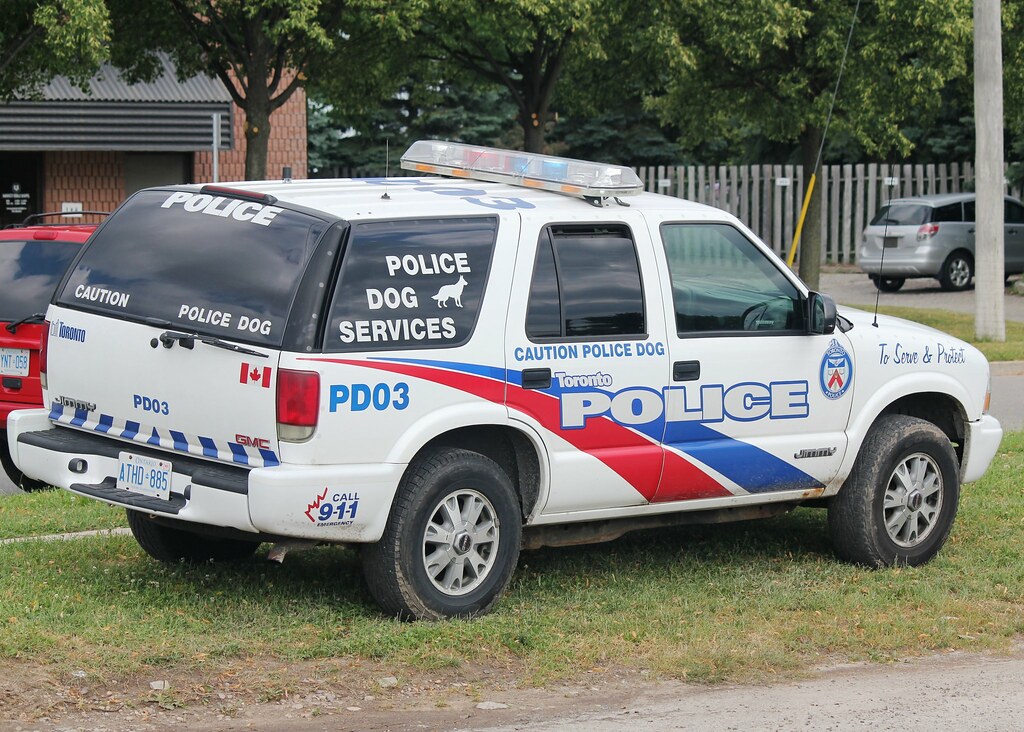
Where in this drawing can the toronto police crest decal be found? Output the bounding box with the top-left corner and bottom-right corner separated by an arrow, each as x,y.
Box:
819,338 -> 853,400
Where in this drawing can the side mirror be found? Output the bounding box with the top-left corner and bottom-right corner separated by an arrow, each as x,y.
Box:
806,291 -> 837,335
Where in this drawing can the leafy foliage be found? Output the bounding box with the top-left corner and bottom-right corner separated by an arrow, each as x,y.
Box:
0,0 -> 110,100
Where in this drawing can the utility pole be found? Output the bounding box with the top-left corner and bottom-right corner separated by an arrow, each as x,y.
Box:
974,0 -> 1005,340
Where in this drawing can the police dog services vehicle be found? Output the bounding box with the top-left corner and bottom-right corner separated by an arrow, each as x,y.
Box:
8,142 -> 1003,620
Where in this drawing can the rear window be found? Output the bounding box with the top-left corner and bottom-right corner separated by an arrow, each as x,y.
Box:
869,204 -> 931,226
0,239 -> 79,321
57,190 -> 329,347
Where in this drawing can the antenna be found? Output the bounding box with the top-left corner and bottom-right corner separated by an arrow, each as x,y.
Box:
381,139 -> 391,200
872,171 -> 897,327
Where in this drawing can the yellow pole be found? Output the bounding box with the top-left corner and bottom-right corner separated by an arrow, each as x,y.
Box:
786,173 -> 817,267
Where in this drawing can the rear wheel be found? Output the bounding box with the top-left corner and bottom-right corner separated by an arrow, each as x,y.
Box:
126,509 -> 261,563
938,251 -> 973,291
870,275 -> 906,292
361,448 -> 521,620
828,415 -> 959,567
0,433 -> 48,492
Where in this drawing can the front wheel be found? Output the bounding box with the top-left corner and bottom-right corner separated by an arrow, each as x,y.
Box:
939,251 -> 973,291
361,448 -> 521,620
828,415 -> 960,567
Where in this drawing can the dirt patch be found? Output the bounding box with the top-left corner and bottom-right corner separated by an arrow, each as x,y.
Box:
0,656 -> 650,731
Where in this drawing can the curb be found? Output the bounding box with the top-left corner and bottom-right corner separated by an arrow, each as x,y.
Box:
0,527 -> 131,546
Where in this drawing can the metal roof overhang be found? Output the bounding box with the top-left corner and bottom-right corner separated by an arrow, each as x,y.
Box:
0,101 -> 233,151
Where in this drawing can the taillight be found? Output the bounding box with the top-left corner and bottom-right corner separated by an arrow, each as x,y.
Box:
39,320 -> 50,390
276,368 -> 319,442
917,223 -> 939,240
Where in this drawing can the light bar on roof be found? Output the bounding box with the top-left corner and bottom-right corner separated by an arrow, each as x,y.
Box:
400,140 -> 643,199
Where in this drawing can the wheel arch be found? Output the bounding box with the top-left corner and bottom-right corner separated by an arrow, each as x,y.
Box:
410,425 -> 544,521
832,376 -> 974,494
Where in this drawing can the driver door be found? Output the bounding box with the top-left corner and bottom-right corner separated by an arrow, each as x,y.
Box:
645,217 -> 854,503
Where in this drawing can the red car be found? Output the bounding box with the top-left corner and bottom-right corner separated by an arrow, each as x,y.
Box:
0,214 -> 103,489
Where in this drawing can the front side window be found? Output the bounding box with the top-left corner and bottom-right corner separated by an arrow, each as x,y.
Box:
526,224 -> 645,339
661,223 -> 802,334
1006,200 -> 1024,224
327,217 -> 497,352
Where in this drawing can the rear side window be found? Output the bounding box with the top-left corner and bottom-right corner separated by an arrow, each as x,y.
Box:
526,224 -> 645,339
870,204 -> 931,226
932,203 -> 963,223
326,217 -> 497,352
1006,200 -> 1024,224
0,240 -> 79,321
57,190 -> 329,347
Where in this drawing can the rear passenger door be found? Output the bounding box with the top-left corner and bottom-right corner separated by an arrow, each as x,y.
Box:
504,212 -> 673,515
647,217 -> 854,503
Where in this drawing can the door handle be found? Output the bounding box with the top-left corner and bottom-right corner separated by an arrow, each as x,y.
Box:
968,227 -> 975,233
673,360 -> 700,382
521,368 -> 551,390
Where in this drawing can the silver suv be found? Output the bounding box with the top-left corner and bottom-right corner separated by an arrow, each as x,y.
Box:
858,192 -> 1024,291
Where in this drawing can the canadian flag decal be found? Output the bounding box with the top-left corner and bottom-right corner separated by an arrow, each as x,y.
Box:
240,362 -> 272,388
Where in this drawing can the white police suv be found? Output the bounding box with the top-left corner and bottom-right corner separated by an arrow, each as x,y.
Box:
8,142 -> 1003,620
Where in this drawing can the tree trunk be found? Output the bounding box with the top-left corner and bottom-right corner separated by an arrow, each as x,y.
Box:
521,109 -> 545,153
974,0 -> 1005,340
797,126 -> 823,291
244,99 -> 271,181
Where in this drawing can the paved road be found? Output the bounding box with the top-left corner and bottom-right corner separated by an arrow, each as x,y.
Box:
476,646 -> 1024,732
821,271 -> 1024,321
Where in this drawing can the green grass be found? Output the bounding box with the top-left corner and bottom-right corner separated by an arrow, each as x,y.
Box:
1,434 -> 1022,691
841,304 -> 1024,361
0,490 -> 125,539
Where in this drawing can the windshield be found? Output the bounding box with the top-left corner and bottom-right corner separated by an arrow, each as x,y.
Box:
56,189 -> 329,347
869,204 -> 932,226
0,240 -> 80,321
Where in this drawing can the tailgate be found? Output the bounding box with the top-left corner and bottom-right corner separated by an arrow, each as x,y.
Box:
45,308 -> 282,466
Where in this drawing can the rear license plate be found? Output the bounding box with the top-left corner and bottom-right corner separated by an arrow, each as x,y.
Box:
117,452 -> 172,500
0,348 -> 29,377
883,236 -> 899,248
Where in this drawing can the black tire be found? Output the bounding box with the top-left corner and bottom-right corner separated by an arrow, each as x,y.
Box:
828,415 -> 960,567
872,276 -> 905,293
361,448 -> 521,621
126,509 -> 261,563
938,251 -> 973,291
0,432 -> 48,491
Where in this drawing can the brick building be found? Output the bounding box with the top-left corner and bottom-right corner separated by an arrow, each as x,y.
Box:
0,55 -> 306,227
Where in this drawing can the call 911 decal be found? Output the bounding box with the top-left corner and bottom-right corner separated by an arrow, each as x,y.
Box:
305,487 -> 360,527
327,218 -> 497,352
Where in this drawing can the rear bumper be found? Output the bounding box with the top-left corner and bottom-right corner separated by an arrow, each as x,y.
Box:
8,409 -> 403,543
857,244 -> 947,277
961,414 -> 1003,484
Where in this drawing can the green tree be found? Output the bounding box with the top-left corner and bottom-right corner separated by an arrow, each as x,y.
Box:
109,0 -> 421,180
645,0 -> 972,288
422,0 -> 615,153
1,0 -> 110,100
308,70 -> 518,175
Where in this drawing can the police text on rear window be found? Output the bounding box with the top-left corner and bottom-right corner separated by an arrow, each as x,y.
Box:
56,190 -> 328,347
326,217 -> 497,351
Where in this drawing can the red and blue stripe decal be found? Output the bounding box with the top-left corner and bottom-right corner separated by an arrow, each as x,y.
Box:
304,357 -> 821,501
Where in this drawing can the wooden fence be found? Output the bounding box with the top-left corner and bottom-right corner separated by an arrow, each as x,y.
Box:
635,162 -> 1024,264
329,161 -> 1022,265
